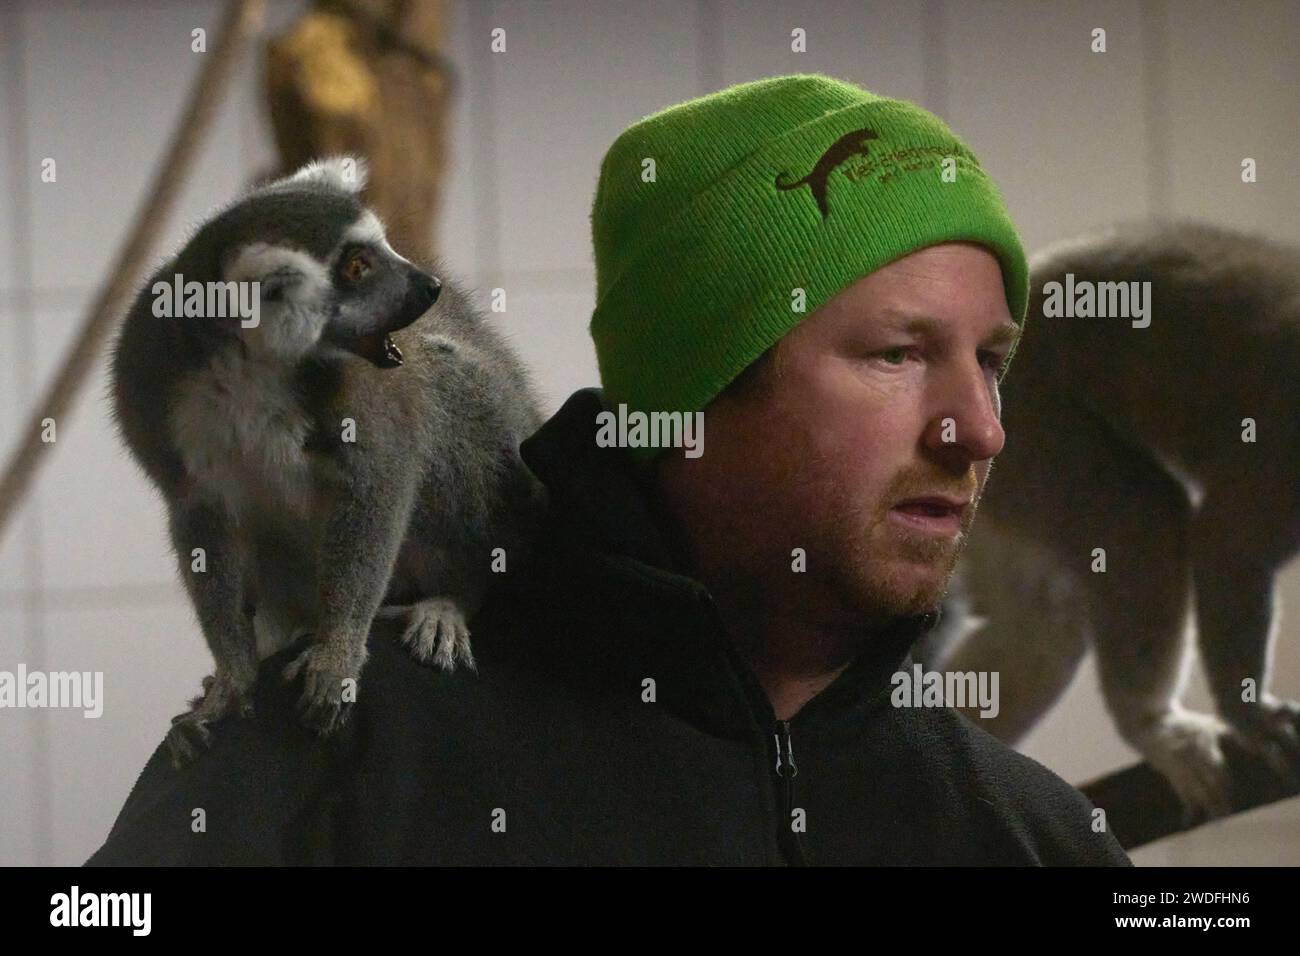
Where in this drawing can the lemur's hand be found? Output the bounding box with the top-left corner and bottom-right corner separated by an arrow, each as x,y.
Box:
166,668 -> 256,768
1125,706 -> 1235,826
282,635 -> 366,736
1127,699 -> 1300,828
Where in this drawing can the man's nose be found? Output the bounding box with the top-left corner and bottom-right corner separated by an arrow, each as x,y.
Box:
926,361 -> 1005,462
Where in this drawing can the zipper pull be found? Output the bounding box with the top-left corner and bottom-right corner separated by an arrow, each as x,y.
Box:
774,720 -> 798,778
774,719 -> 808,865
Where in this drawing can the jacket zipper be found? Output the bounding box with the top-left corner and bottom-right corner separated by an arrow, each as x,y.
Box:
689,587 -> 814,866
773,719 -> 809,866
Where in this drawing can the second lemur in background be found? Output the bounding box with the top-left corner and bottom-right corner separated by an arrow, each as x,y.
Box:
111,156 -> 547,766
918,221 -> 1300,824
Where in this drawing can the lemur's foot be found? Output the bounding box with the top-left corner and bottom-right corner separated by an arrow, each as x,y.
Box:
1221,694 -> 1300,790
166,670 -> 255,769
282,638 -> 364,737
379,597 -> 476,672
1126,707 -> 1235,827
166,715 -> 213,769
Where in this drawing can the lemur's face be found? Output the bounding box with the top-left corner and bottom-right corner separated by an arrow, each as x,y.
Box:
317,208 -> 442,367
215,183 -> 440,368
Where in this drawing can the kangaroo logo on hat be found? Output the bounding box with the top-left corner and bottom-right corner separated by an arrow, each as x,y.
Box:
775,127 -> 879,220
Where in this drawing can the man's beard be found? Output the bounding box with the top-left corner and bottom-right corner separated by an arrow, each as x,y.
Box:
823,483 -> 974,635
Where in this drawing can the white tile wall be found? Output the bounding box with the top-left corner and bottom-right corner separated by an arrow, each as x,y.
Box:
488,0 -> 700,276
229,0 -> 312,189
943,0 -> 1151,252
24,0 -> 250,303
0,311 -> 29,598
0,2 -> 19,297
43,600 -> 208,866
1163,0 -> 1300,243
487,282 -> 601,416
33,307 -> 179,592
434,0 -> 487,280
0,606 -> 39,866
0,502 -> 35,601
718,0 -> 929,105
0,312 -> 18,490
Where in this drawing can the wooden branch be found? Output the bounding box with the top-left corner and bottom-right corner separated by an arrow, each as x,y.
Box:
1079,714 -> 1300,850
265,0 -> 453,262
0,0 -> 264,543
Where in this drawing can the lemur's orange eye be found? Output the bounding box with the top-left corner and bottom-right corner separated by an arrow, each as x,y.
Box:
343,252 -> 371,281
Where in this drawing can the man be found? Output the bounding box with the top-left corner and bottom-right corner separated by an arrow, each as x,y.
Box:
88,74 -> 1130,865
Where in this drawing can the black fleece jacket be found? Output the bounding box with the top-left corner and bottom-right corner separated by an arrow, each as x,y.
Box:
87,388 -> 1132,866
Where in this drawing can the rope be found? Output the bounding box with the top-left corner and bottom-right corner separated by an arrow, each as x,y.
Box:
0,0 -> 266,540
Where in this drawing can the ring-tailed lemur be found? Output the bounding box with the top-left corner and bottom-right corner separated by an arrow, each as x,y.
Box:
110,156 -> 547,766
917,222 -> 1300,826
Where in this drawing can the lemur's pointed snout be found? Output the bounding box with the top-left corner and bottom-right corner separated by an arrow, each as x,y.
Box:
382,268 -> 442,340
415,271 -> 441,307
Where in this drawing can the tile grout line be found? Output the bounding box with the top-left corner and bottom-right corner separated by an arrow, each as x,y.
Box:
0,263 -> 599,308
4,0 -> 53,868
0,583 -> 188,610
696,0 -> 722,96
469,0 -> 502,286
1140,0 -> 1172,218
922,0 -> 950,120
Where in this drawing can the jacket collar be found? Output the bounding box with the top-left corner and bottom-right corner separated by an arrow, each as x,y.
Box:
518,387 -> 931,738
520,388 -> 685,573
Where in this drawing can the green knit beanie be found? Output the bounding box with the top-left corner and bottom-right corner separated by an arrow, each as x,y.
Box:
588,73 -> 1028,460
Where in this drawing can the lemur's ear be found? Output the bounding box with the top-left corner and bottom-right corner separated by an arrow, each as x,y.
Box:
279,155 -> 369,194
221,243 -> 331,303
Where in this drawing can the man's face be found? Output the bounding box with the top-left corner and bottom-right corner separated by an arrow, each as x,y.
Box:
656,242 -> 1018,634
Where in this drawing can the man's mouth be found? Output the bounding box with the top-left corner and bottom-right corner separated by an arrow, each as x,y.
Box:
888,496 -> 969,536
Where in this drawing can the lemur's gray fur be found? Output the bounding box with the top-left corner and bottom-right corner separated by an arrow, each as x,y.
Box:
917,221 -> 1300,824
110,157 -> 546,766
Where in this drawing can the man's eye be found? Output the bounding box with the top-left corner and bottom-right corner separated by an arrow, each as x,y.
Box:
980,350 -> 1009,374
343,253 -> 371,281
876,347 -> 910,365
